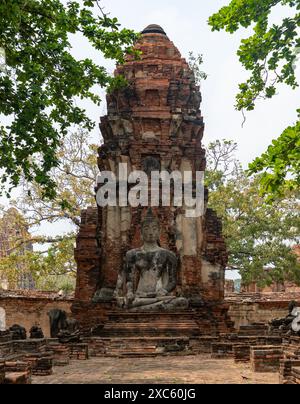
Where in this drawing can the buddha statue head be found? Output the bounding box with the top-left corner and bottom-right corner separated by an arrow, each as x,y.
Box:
141,208 -> 160,244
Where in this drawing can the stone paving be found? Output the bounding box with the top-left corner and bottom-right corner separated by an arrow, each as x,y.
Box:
33,355 -> 279,384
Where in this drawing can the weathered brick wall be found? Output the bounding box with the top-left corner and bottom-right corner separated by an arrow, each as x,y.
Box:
0,291 -> 72,337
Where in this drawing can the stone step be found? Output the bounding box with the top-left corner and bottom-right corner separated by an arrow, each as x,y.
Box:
108,348 -> 157,354
119,352 -> 159,358
100,327 -> 200,333
106,313 -> 202,322
103,322 -> 200,325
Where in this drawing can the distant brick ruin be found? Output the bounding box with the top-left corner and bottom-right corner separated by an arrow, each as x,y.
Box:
72,24 -> 231,334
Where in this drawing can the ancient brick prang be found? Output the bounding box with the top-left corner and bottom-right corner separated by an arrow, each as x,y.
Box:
73,24 -> 228,329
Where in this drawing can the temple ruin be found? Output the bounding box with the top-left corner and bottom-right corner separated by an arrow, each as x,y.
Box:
0,25 -> 300,385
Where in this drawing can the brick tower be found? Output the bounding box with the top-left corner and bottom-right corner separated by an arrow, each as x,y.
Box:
72,25 -> 232,338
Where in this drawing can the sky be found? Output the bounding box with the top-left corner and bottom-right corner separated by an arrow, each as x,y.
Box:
1,1 -> 300,280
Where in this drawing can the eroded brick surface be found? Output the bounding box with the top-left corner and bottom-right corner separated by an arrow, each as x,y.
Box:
32,355 -> 279,385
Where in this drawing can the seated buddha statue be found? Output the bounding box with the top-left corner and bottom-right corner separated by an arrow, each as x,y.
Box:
114,209 -> 188,311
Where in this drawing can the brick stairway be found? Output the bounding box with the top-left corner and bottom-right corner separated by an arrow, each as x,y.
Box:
99,311 -> 202,338
101,336 -> 193,358
91,309 -> 233,357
